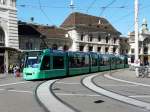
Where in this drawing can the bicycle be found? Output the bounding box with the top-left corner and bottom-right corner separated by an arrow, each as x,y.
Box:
139,66 -> 148,78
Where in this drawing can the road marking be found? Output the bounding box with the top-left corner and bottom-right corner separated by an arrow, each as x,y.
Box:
83,74 -> 150,110
56,82 -> 80,85
104,74 -> 150,87
8,90 -> 33,94
36,80 -> 76,112
0,81 -> 28,87
55,93 -> 100,97
0,88 -> 32,94
130,95 -> 150,98
99,84 -> 138,87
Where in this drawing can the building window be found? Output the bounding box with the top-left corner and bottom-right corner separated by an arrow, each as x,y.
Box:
63,45 -> 68,51
105,47 -> 108,53
0,28 -> 4,47
106,36 -> 109,43
114,38 -> 116,44
89,34 -> 93,42
97,47 -> 101,52
79,45 -> 84,51
98,35 -> 101,42
144,47 -> 148,54
89,46 -> 93,51
131,49 -> 134,53
80,34 -> 84,41
113,47 -> 116,54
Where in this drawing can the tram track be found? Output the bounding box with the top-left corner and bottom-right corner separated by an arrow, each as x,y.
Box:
35,79 -> 79,112
36,69 -> 150,112
82,71 -> 150,111
35,70 -> 124,112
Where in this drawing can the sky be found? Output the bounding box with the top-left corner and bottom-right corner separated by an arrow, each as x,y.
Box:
17,0 -> 150,36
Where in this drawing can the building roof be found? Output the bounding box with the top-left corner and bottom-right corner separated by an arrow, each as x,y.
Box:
34,25 -> 67,39
60,12 -> 121,35
18,21 -> 67,39
18,21 -> 41,36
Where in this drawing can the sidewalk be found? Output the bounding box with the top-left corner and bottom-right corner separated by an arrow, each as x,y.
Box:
106,69 -> 150,85
0,73 -> 23,79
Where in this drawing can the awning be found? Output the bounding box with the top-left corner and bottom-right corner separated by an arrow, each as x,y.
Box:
0,46 -> 21,52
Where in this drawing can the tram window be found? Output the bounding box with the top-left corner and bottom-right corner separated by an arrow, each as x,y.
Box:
111,57 -> 116,64
92,58 -> 97,66
99,58 -> 103,66
41,56 -> 50,70
53,56 -> 64,69
69,55 -> 89,68
69,56 -> 75,68
103,58 -> 109,66
85,55 -> 89,67
125,58 -> 128,64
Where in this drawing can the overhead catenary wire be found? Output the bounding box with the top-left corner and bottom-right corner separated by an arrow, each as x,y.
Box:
86,0 -> 97,13
38,0 -> 53,24
99,0 -> 117,16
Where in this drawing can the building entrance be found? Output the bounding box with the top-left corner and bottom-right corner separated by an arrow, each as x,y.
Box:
0,48 -> 5,73
144,56 -> 149,65
0,54 -> 4,73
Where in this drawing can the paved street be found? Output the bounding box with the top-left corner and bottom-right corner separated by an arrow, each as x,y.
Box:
0,74 -> 44,112
48,69 -> 150,112
1,69 -> 150,112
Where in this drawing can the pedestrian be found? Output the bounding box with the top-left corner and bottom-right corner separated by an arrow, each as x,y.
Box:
13,65 -> 17,77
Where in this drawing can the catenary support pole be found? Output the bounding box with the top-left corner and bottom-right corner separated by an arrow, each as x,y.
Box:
135,0 -> 139,77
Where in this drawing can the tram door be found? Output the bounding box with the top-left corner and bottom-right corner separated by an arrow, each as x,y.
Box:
0,54 -> 4,73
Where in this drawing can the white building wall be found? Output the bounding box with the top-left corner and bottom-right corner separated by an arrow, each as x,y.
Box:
68,30 -> 79,51
0,0 -> 19,73
68,29 -> 120,54
0,0 -> 18,49
8,9 -> 18,49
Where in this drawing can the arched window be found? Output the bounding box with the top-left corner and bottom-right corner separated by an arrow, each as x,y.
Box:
0,28 -> 5,47
80,34 -> 84,41
106,36 -> 109,43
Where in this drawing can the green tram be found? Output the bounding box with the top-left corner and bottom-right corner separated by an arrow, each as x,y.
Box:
23,49 -> 128,80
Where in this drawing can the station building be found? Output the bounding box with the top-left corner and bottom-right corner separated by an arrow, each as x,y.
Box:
0,0 -> 19,73
60,12 -> 121,54
128,18 -> 150,65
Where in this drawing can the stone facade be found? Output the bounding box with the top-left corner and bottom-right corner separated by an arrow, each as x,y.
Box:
61,12 -> 121,54
18,21 -> 72,51
0,0 -> 19,73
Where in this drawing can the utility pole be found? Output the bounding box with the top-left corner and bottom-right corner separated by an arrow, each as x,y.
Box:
135,0 -> 139,77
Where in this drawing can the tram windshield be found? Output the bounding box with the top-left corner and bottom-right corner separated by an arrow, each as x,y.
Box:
22,50 -> 42,68
26,56 -> 41,68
